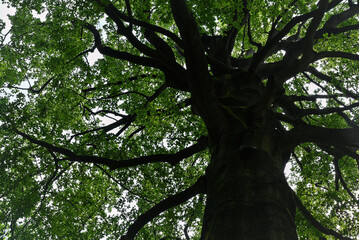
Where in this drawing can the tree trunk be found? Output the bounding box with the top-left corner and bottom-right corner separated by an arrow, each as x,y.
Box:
200,131 -> 298,240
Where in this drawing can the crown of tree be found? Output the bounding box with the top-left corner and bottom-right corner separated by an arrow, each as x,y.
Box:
1,0 -> 359,239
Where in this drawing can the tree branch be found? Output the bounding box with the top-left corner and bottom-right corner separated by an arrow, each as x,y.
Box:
120,176 -> 206,240
285,124 -> 359,149
84,22 -> 189,91
302,0 -> 328,62
305,66 -> 359,100
15,128 -> 208,170
71,114 -> 136,138
250,0 -> 341,72
93,0 -> 183,47
323,4 -> 359,29
333,157 -> 358,201
298,102 -> 359,116
315,51 -> 359,62
84,23 -> 163,69
293,190 -> 354,240
170,0 -> 225,130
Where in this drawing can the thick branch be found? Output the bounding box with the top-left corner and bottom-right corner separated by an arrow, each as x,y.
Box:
323,4 -> 359,29
302,0 -> 328,62
293,191 -> 353,240
120,176 -> 206,240
103,5 -> 160,59
316,24 -> 359,38
315,51 -> 359,62
84,22 -> 189,91
285,124 -> 359,148
170,0 -> 225,130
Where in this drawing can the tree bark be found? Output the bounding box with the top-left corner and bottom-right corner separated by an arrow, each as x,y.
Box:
201,131 -> 298,240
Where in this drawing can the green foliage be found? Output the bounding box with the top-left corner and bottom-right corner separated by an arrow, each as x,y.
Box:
2,0 -> 359,239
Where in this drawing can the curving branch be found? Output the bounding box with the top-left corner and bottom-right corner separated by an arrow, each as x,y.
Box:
120,176 -> 206,240
293,190 -> 354,240
103,5 -> 159,58
333,157 -> 358,201
15,128 -> 208,170
268,0 -> 300,40
84,22 -> 189,91
84,23 -> 163,68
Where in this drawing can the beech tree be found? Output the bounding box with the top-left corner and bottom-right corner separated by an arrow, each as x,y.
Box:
2,0 -> 359,239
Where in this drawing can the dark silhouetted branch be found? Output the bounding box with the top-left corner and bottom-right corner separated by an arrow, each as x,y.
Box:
93,0 -> 183,47
250,0 -> 341,72
15,128 -> 208,170
331,156 -> 358,201
84,23 -> 164,69
285,124 -> 359,149
120,176 -> 206,240
293,190 -> 354,240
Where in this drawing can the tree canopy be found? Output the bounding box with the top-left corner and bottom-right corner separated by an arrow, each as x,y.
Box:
1,0 -> 359,239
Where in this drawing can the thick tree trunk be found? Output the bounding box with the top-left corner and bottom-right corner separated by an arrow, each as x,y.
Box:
200,132 -> 297,240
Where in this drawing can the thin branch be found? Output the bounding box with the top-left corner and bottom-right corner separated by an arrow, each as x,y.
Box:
93,0 -> 183,47
15,128 -> 208,170
268,0 -> 300,40
292,151 -> 304,171
120,176 -> 206,240
94,164 -> 156,204
333,157 -> 358,201
305,66 -> 359,100
83,106 -> 127,118
299,102 -> 359,116
82,74 -> 158,94
124,0 -> 133,29
293,190 -> 354,240
289,94 -> 343,101
316,23 -> 359,39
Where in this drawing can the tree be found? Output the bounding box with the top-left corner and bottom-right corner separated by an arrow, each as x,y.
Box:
2,0 -> 359,238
